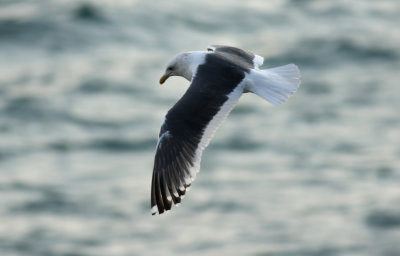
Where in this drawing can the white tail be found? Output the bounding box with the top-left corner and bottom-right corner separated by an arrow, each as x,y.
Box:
246,64 -> 300,105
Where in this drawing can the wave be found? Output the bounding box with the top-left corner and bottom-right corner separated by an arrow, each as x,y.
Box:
0,2 -> 110,50
211,137 -> 264,151
366,209 -> 400,229
10,187 -> 128,219
48,137 -> 156,152
267,38 -> 399,68
73,3 -> 106,23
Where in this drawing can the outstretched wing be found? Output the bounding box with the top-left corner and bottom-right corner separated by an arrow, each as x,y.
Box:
151,54 -> 246,215
207,45 -> 264,69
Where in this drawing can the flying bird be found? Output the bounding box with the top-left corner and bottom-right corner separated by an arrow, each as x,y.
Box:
151,45 -> 300,215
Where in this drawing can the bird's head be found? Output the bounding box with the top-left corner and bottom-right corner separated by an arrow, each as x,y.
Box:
159,53 -> 191,84
159,51 -> 205,84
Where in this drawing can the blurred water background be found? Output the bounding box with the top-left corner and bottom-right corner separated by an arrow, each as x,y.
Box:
1,0 -> 400,255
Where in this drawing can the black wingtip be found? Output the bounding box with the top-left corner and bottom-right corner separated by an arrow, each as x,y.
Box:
151,129 -> 201,215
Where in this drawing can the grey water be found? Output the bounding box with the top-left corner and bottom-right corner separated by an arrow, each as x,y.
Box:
0,0 -> 400,255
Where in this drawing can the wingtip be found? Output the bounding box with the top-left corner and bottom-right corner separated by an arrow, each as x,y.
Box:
151,205 -> 158,215
253,54 -> 264,67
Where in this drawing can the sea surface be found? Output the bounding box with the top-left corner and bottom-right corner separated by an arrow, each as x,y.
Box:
1,0 -> 400,255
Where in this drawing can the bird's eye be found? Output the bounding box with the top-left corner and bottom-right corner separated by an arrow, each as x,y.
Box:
167,66 -> 173,71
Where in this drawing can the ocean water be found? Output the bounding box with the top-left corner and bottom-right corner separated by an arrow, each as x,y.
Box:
1,0 -> 400,255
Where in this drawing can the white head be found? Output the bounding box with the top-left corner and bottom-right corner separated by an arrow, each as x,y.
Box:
159,51 -> 206,84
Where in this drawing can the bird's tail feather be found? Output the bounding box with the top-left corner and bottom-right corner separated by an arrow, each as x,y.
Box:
246,64 -> 300,105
